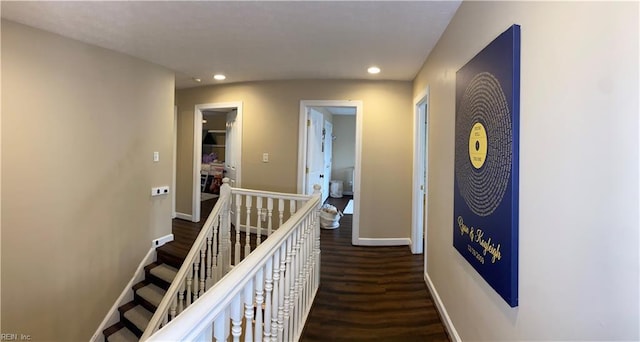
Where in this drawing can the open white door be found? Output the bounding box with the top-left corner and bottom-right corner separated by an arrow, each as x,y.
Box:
306,109 -> 326,200
412,89 -> 429,254
225,109 -> 238,188
323,120 -> 333,201
193,102 -> 242,222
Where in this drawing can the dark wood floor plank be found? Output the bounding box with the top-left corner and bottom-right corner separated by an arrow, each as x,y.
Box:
170,196 -> 449,341
300,196 -> 450,341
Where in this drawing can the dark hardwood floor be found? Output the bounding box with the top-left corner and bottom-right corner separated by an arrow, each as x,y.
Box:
169,196 -> 449,341
300,196 -> 450,342
158,198 -> 220,267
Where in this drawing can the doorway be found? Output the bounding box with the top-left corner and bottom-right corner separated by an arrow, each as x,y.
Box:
305,107 -> 334,202
298,100 -> 362,245
192,102 -> 243,222
412,89 -> 429,256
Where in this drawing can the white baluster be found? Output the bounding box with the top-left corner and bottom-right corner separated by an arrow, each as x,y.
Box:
193,260 -> 200,301
263,257 -> 273,342
170,292 -> 177,320
255,268 -> 264,342
305,216 -> 314,314
278,199 -> 285,228
235,193 -> 242,265
313,202 -> 321,294
231,294 -> 242,342
289,200 -> 296,216
244,279 -> 255,342
245,195 -> 253,259
213,311 -> 227,342
303,219 -> 313,329
295,225 -> 305,334
271,249 -> 280,342
186,266 -> 193,306
276,244 -> 287,341
256,197 -> 263,245
162,313 -> 168,327
206,228 -> 213,288
209,223 -> 217,288
293,227 -> 302,339
267,197 -> 274,236
289,228 -> 299,338
221,180 -> 232,274
200,244 -> 206,297
283,236 -> 293,342
178,280 -> 185,314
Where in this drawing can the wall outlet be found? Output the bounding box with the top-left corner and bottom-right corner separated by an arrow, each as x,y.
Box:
152,234 -> 174,247
262,153 -> 269,162
153,151 -> 159,162
151,186 -> 170,196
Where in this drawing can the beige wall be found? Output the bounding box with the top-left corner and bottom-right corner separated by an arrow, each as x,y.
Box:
176,80 -> 413,239
414,1 -> 638,340
1,20 -> 175,340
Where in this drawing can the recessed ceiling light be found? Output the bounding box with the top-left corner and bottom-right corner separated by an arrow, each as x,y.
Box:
213,74 -> 226,81
367,66 -> 381,74
193,77 -> 202,83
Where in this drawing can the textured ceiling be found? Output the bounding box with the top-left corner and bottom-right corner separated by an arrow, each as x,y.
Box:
1,1 -> 461,89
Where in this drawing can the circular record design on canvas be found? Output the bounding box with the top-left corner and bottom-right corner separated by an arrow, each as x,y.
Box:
455,72 -> 512,217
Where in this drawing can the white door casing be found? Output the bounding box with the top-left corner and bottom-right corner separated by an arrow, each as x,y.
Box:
298,100 -> 362,246
193,102 -> 243,222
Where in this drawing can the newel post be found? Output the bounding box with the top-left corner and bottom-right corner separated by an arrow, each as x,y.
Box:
221,177 -> 232,273
312,184 -> 321,203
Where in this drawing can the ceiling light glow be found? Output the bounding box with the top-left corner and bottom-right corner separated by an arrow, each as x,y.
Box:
367,66 -> 381,74
214,74 -> 226,81
193,77 -> 202,83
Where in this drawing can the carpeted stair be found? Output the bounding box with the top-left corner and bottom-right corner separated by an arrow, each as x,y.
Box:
102,251 -> 182,341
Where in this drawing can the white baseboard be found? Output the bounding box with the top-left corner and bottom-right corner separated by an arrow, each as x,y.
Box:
175,212 -> 192,221
424,272 -> 461,342
152,234 -> 174,248
355,238 -> 411,246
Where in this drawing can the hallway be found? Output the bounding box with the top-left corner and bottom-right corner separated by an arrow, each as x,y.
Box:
300,197 -> 450,341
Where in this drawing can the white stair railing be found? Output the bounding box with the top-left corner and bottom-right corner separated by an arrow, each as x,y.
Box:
140,180 -> 321,341
145,185 -> 321,341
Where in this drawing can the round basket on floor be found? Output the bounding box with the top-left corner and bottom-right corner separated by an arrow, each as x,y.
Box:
320,207 -> 342,229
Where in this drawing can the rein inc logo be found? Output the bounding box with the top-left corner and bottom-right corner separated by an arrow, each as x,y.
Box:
1,334 -> 31,341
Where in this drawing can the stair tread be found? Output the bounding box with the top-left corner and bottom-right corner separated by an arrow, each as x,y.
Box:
150,263 -> 178,284
106,327 -> 138,342
136,283 -> 166,308
123,305 -> 153,333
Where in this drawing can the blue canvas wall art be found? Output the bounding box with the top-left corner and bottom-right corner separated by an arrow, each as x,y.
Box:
453,24 -> 520,307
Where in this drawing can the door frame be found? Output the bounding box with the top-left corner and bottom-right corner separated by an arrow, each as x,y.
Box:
412,88 -> 429,255
298,100 -> 362,245
192,101 -> 243,222
172,105 -> 177,219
